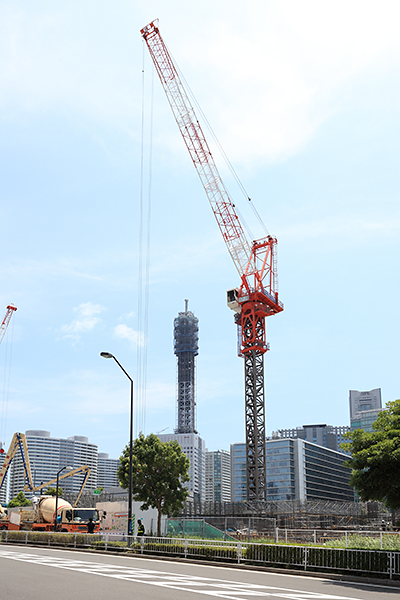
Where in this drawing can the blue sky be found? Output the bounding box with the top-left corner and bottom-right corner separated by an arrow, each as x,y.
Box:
1,0 -> 399,461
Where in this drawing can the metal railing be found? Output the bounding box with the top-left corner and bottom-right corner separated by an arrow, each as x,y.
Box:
1,529 -> 400,580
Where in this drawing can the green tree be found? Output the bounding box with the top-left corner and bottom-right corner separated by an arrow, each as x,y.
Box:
117,432 -> 190,536
46,486 -> 63,496
341,399 -> 400,512
8,491 -> 31,507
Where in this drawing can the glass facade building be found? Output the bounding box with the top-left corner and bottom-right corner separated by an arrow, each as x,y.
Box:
266,439 -> 296,500
351,409 -> 383,433
205,449 -> 231,502
266,438 -> 354,502
233,439 -> 353,503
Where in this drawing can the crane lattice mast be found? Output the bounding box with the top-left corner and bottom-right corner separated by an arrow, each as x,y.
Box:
141,20 -> 283,502
0,305 -> 17,345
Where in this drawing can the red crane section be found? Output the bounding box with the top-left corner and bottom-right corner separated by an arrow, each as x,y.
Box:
0,305 -> 17,345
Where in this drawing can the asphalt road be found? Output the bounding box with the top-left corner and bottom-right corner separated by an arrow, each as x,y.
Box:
0,545 -> 398,600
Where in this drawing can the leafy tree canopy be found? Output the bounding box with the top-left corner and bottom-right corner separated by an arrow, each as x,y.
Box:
46,487 -> 63,496
117,432 -> 190,535
341,399 -> 400,510
8,491 -> 31,507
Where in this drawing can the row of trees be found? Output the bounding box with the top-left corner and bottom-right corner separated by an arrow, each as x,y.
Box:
342,399 -> 400,512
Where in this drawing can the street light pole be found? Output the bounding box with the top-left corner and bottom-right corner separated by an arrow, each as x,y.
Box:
100,352 -> 134,537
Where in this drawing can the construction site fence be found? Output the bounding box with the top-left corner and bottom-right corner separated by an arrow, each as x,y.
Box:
1,530 -> 400,580
70,494 -> 392,529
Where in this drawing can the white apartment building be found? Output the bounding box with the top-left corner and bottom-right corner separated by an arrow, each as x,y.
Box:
8,430 -> 98,499
205,449 -> 231,502
98,453 -> 120,488
158,432 -> 205,502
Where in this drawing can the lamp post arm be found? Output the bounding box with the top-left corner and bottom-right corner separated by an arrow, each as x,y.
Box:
111,356 -> 134,383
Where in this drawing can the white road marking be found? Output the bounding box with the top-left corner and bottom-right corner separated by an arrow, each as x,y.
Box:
0,548 -> 365,600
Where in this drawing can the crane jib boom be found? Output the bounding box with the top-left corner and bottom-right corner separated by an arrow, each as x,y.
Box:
141,20 -> 284,503
0,304 -> 17,345
141,20 -> 251,277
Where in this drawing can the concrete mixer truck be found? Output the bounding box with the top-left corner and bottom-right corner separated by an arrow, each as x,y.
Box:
30,495 -> 100,532
0,496 -> 100,532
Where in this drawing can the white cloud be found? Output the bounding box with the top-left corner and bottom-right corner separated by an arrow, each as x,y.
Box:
114,324 -> 146,347
60,302 -> 105,340
280,214 -> 400,244
1,2 -> 399,164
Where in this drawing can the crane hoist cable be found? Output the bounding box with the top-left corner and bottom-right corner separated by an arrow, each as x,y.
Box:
0,305 -> 17,449
136,44 -> 154,437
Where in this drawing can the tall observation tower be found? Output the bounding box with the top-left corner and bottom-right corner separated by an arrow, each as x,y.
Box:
174,299 -> 199,434
159,300 -> 205,501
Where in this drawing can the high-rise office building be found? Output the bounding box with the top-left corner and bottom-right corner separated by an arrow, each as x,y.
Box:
158,432 -> 205,501
349,388 -> 383,432
8,430 -> 98,499
349,388 -> 382,419
205,449 -> 231,502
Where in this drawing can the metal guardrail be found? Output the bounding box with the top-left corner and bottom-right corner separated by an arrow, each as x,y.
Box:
1,530 -> 399,580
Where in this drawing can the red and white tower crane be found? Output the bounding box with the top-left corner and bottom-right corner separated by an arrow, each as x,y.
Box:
0,305 -> 17,346
141,20 -> 284,502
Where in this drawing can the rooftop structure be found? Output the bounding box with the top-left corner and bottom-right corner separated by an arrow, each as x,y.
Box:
349,388 -> 382,420
272,424 -> 350,453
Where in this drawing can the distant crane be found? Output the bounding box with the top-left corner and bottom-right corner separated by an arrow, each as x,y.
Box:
141,21 -> 284,502
0,305 -> 17,345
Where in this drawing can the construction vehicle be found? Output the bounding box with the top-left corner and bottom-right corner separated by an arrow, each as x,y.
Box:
141,21 -> 284,502
0,432 -> 100,532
